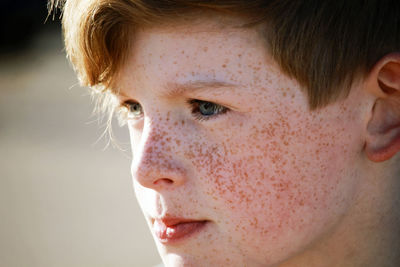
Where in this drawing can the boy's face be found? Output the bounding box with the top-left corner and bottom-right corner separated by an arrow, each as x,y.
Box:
117,17 -> 368,266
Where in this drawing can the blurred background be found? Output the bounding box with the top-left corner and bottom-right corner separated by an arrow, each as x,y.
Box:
0,1 -> 160,266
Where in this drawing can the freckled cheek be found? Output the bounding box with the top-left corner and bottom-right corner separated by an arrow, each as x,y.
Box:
190,129 -> 355,238
188,141 -> 295,232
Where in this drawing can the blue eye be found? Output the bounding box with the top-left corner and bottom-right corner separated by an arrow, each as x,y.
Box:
124,101 -> 143,119
190,100 -> 228,120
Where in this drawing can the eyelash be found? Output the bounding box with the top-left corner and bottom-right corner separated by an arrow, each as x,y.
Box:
188,99 -> 228,121
117,99 -> 229,124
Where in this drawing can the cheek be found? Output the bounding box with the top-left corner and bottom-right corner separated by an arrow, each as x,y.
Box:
188,110 -> 361,251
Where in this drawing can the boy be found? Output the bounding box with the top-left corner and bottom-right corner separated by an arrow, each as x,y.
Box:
50,1 -> 400,266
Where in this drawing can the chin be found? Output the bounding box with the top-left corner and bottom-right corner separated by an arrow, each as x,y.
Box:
160,253 -> 197,267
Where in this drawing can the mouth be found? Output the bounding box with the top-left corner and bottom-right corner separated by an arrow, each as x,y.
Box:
152,218 -> 209,244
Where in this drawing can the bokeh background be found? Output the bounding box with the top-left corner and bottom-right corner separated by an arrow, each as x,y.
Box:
0,1 -> 160,266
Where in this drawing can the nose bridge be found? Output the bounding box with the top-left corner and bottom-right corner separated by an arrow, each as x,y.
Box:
131,116 -> 186,189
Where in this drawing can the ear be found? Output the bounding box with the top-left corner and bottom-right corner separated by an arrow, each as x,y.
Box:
365,53 -> 400,162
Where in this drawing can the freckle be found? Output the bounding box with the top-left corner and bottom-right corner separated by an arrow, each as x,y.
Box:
181,120 -> 185,125
283,141 -> 288,146
181,50 -> 185,54
222,64 -> 226,68
203,47 -> 208,52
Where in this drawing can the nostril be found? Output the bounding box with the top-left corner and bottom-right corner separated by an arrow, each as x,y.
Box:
154,178 -> 174,185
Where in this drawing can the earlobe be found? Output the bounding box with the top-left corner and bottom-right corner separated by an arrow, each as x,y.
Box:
365,53 -> 400,162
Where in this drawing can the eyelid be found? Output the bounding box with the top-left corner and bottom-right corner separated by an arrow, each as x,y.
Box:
120,99 -> 139,107
188,94 -> 239,110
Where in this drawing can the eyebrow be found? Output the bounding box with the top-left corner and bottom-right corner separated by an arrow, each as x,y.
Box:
117,80 -> 239,100
164,80 -> 239,98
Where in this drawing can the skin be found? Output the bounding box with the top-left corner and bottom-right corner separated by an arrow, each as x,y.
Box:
115,15 -> 400,267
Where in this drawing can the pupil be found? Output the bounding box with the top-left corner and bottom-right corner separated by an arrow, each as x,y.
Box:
131,103 -> 141,114
200,102 -> 215,115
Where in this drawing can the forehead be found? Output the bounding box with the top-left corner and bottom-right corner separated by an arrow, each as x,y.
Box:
117,16 -> 280,94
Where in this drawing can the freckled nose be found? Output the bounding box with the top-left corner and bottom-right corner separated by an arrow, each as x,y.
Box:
131,124 -> 186,190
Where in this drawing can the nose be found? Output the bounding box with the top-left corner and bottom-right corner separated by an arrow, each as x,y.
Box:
130,120 -> 187,190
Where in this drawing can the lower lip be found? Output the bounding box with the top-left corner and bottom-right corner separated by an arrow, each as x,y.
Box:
154,220 -> 208,244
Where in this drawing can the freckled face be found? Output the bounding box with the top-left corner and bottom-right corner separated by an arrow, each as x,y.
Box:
117,17 -> 366,266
